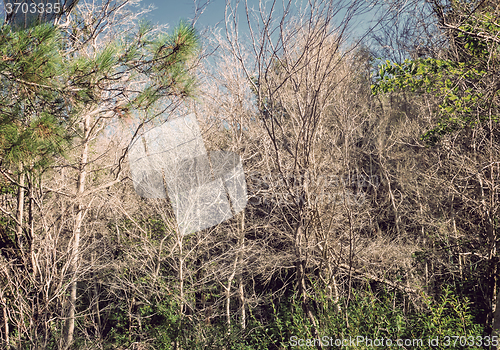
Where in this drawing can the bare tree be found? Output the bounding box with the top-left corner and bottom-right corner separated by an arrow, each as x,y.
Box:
219,0 -> 399,340
0,0 -> 200,347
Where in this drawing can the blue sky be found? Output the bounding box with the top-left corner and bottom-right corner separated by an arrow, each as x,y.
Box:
140,0 -> 227,30
0,0 -> 382,48
139,0 -> 380,45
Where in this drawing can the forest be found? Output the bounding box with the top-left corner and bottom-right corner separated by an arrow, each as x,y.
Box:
0,0 -> 499,349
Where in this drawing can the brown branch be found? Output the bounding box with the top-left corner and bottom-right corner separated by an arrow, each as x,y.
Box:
442,21 -> 500,44
0,206 -> 21,227
338,263 -> 420,295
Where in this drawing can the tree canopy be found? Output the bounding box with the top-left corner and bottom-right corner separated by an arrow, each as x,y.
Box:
372,0 -> 500,144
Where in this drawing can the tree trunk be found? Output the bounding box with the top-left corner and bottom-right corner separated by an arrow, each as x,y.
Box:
28,175 -> 36,280
238,211 -> 246,330
295,222 -> 322,349
1,291 -> 8,347
15,169 -> 25,252
179,236 -> 184,316
238,277 -> 245,329
91,230 -> 102,340
226,256 -> 237,330
62,113 -> 90,349
493,260 -> 500,344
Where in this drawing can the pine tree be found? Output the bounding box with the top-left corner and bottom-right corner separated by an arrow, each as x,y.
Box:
0,23 -> 74,259
0,2 -> 200,346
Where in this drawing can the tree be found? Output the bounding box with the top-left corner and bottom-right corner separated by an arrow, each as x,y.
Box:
372,0 -> 500,338
373,0 -> 500,144
0,21 -> 83,348
59,3 -> 200,347
0,0 -> 200,347
222,0 -> 409,342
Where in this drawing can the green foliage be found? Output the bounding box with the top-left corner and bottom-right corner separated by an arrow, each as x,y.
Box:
0,23 -> 75,171
259,286 -> 482,350
0,16 -> 201,349
122,19 -> 200,110
455,5 -> 500,60
416,287 -> 483,339
0,18 -> 200,175
101,284 -> 482,350
372,58 -> 491,144
371,1 -> 500,145
67,43 -> 120,104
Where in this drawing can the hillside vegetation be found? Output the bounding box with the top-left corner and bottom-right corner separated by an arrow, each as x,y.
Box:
0,0 -> 498,349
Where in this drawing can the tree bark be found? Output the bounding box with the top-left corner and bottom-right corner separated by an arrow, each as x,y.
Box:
238,211 -> 246,330
492,260 -> 500,344
1,291 -> 8,347
226,255 -> 237,330
62,113 -> 90,349
295,222 -> 321,349
28,174 -> 36,280
15,169 -> 25,254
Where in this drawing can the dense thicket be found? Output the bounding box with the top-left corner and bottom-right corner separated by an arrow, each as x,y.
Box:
0,0 -> 497,349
